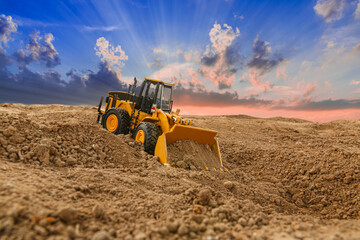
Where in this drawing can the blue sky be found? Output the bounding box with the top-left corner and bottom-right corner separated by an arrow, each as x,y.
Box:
0,0 -> 359,121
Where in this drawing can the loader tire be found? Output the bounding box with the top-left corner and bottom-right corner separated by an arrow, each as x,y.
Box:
134,122 -> 161,155
102,108 -> 130,135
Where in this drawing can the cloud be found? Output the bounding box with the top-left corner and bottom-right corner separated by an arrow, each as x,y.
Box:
1,30 -> 128,104
201,54 -> 219,66
247,37 -> 284,74
327,41 -> 336,48
0,48 -> 13,69
82,25 -> 121,32
302,82 -> 317,97
233,12 -> 244,20
82,62 -> 127,91
0,61 -> 128,104
276,64 -> 288,81
172,84 -> 271,108
153,48 -> 163,54
181,50 -> 201,62
314,0 -> 346,23
147,47 -> 166,69
354,43 -> 360,53
15,31 -> 60,68
172,82 -> 359,112
151,63 -> 205,89
350,80 -> 360,85
12,16 -> 58,28
0,14 -> 18,48
199,23 -> 241,89
248,70 -> 273,93
282,99 -> 360,111
245,37 -> 284,94
148,57 -> 163,69
94,37 -> 128,80
148,47 -> 200,70
355,1 -> 360,19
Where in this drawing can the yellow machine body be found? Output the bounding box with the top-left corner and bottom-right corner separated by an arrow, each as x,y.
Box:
98,78 -> 224,170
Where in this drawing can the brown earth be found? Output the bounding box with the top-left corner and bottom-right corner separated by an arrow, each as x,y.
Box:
167,140 -> 222,170
0,103 -> 359,240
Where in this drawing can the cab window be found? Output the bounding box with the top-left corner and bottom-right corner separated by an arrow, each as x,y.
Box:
162,86 -> 172,111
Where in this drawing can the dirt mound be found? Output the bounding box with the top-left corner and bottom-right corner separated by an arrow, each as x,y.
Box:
194,115 -> 360,219
1,104 -> 360,240
0,104 -> 157,169
168,140 -> 222,170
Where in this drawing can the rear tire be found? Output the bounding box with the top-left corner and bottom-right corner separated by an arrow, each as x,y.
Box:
134,122 -> 161,155
102,108 -> 130,135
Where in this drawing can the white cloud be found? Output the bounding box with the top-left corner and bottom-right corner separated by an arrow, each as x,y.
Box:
153,47 -> 163,54
314,0 -> 346,22
15,31 -> 60,68
0,14 -> 17,48
82,25 -> 121,32
355,1 -> 360,19
208,23 -> 240,53
94,37 -> 128,80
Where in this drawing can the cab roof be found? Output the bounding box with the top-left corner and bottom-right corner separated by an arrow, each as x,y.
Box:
145,78 -> 175,86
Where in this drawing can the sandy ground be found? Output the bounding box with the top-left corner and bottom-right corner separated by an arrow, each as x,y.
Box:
0,103 -> 359,240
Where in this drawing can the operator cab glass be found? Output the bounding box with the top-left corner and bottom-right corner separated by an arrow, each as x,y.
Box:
149,83 -> 157,103
162,85 -> 172,112
156,84 -> 173,113
139,81 -> 158,113
138,79 -> 173,114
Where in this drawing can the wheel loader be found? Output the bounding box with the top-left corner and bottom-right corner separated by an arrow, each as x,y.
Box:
97,77 -> 225,170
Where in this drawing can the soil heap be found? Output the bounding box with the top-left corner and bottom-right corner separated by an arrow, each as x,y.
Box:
168,140 -> 222,170
0,103 -> 359,240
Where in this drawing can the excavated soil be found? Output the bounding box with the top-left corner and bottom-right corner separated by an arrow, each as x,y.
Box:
0,104 -> 360,240
167,140 -> 222,170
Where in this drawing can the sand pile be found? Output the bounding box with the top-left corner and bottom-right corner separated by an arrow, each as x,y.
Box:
1,104 -> 360,240
167,140 -> 222,170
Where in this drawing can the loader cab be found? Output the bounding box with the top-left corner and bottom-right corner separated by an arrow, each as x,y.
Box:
136,78 -> 173,114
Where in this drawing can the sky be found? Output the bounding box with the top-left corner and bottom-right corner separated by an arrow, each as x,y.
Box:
0,0 -> 359,122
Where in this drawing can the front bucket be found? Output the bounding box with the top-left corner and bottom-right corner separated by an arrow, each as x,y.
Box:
154,124 -> 225,170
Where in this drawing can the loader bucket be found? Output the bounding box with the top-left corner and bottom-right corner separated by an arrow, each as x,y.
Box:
154,124 -> 225,170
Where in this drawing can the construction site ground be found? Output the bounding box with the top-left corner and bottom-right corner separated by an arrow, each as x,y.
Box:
0,104 -> 359,240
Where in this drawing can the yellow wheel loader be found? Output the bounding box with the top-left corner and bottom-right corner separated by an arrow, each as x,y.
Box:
97,78 -> 225,170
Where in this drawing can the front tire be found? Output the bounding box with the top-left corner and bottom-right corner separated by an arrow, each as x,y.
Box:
102,108 -> 130,135
134,122 -> 161,155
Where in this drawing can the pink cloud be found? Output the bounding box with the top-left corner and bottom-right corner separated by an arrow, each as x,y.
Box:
350,80 -> 360,85
248,69 -> 273,92
276,65 -> 288,80
199,23 -> 240,89
303,82 -> 317,97
187,68 -> 204,86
